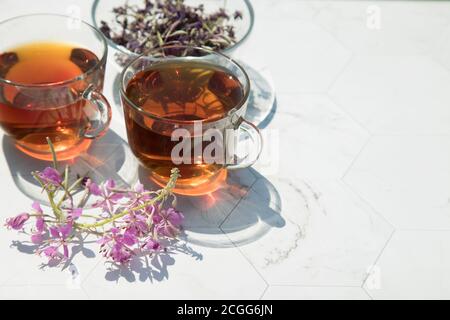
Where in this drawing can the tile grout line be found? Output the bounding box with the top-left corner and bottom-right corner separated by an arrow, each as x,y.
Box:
425,8 -> 450,80
324,52 -> 355,94
0,283 -> 91,299
371,133 -> 450,137
341,178 -> 396,231
395,228 -> 450,233
360,229 -> 396,290
262,284 -> 366,288
310,8 -> 356,94
218,178 -> 259,229
220,228 -> 270,293
326,92 -> 373,136
80,258 -> 104,286
362,286 -> 375,301
80,285 -> 92,300
304,0 -> 332,20
341,135 -> 373,181
309,1 -> 354,56
258,285 -> 269,300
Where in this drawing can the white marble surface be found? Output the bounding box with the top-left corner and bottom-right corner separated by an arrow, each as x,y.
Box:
1,0 -> 450,300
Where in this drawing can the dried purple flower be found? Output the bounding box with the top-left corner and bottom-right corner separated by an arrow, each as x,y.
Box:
100,0 -> 243,55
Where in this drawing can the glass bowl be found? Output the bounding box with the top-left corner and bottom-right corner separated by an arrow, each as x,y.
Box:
91,0 -> 254,61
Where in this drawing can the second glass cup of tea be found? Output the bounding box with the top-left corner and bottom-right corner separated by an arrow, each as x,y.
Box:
121,46 -> 262,196
0,14 -> 111,161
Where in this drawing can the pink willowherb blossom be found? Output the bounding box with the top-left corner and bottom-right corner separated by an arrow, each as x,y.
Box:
92,179 -> 124,214
30,202 -> 47,244
85,179 -> 102,196
123,212 -> 149,236
46,223 -> 73,259
99,228 -> 136,263
144,238 -> 161,251
41,246 -> 64,261
69,208 -> 83,220
38,167 -> 62,186
32,202 -> 46,232
31,233 -> 44,245
5,164 -> 183,268
153,208 -> 184,237
5,213 -> 30,230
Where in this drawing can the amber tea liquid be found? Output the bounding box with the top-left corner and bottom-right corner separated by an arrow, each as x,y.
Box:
0,42 -> 102,160
123,61 -> 245,194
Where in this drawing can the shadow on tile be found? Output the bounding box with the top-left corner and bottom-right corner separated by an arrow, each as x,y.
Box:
102,240 -> 203,283
238,61 -> 277,129
138,166 -> 285,249
3,134 -> 283,282
112,71 -> 124,119
2,130 -> 132,206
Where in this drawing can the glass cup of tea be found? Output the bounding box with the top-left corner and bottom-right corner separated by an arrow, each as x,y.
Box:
0,14 -> 111,161
120,46 -> 262,196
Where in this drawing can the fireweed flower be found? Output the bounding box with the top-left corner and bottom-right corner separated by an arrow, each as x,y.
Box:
5,213 -> 29,230
38,167 -> 62,186
31,233 -> 44,245
99,228 -> 135,264
41,246 -> 63,260
32,202 -> 46,232
144,238 -> 161,251
68,208 -> 83,221
123,212 -> 149,237
5,162 -> 183,269
29,202 -> 47,245
126,182 -> 152,208
45,223 -> 73,259
85,179 -> 101,196
92,179 -> 124,214
153,208 -> 184,237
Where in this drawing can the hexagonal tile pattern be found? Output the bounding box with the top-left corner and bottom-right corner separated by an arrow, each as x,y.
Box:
0,174 -> 101,286
82,238 -> 267,300
222,178 -> 393,286
218,172 -> 284,248
2,0 -> 450,300
255,94 -> 370,180
431,23 -> 450,72
0,286 -> 88,300
262,286 -> 370,300
1,231 -> 102,287
256,0 -> 320,21
174,169 -> 256,230
344,136 -> 450,229
0,130 -> 131,206
329,56 -> 450,135
237,19 -> 352,93
316,1 -> 450,56
364,231 -> 450,300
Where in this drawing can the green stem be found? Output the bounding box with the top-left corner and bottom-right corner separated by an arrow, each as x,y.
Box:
63,165 -> 69,188
46,137 -> 58,170
32,172 -> 63,221
76,168 -> 180,230
77,188 -> 90,209
57,176 -> 84,209
81,214 -> 102,220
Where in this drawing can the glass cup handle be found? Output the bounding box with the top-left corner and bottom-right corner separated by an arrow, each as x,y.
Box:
82,85 -> 112,139
226,118 -> 263,170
